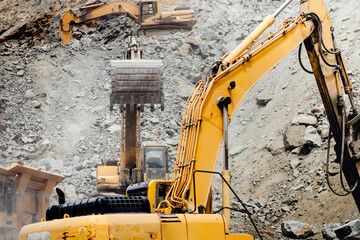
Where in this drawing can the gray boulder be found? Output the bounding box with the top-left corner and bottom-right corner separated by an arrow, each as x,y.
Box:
322,223 -> 342,240
229,145 -> 247,156
292,114 -> 318,127
63,184 -> 78,202
335,219 -> 360,239
256,94 -> 273,106
37,157 -> 63,172
300,126 -> 322,147
283,125 -> 306,150
281,220 -> 318,239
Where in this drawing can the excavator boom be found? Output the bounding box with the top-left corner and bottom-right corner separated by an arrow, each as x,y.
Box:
59,1 -> 139,45
59,0 -> 196,45
163,0 -> 360,214
165,6 -> 316,212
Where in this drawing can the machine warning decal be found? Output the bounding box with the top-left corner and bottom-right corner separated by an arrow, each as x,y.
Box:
79,227 -> 87,239
159,214 -> 181,223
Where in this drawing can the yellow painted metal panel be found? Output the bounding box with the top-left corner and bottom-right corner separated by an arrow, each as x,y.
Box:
21,214 -> 162,240
185,214 -> 225,240
97,166 -> 118,176
21,214 -> 110,239
147,180 -> 158,212
226,234 -> 254,240
96,166 -> 121,189
107,214 -> 161,240
160,214 -> 187,239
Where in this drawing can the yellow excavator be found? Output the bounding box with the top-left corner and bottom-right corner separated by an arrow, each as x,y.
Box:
20,0 -> 360,239
96,36 -> 169,194
59,0 -> 197,45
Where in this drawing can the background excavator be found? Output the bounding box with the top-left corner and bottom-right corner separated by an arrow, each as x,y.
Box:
20,0 -> 360,239
59,0 -> 196,45
96,36 -> 169,194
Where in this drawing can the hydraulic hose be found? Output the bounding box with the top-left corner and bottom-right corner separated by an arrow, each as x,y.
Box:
326,110 -> 358,196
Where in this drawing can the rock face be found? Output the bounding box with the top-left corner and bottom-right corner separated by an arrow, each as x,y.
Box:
322,223 -> 342,240
300,126 -> 322,147
177,84 -> 193,100
107,124 -> 122,133
229,145 -> 247,156
334,219 -> 360,239
256,94 -> 273,106
281,220 -> 318,239
37,157 -> 63,171
292,114 -> 318,127
283,125 -> 306,150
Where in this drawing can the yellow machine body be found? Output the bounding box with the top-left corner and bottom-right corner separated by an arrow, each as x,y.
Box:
96,165 -> 121,190
127,180 -> 173,213
20,213 -> 252,240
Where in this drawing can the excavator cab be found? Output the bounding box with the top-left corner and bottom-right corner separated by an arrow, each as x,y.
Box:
143,144 -> 168,181
96,143 -> 168,193
139,1 -> 159,23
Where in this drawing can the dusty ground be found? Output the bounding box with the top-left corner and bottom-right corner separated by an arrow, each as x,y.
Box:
1,0 -> 360,239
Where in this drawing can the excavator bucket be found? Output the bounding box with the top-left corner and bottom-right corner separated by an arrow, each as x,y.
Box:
110,59 -> 164,110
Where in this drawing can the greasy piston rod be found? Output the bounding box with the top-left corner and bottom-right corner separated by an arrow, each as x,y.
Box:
217,96 -> 232,233
273,0 -> 294,18
222,0 -> 294,64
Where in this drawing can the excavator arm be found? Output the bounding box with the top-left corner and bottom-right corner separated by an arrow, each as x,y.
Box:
59,1 -> 139,45
163,0 -> 360,214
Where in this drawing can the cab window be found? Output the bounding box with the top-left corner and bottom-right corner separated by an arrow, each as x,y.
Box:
141,2 -> 157,21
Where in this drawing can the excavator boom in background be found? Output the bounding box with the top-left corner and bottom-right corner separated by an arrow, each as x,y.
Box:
59,0 -> 196,45
20,0 -> 360,239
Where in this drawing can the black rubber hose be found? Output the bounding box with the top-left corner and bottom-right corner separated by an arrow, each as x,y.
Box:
307,13 -> 338,68
326,131 -> 351,196
192,170 -> 263,240
339,109 -> 358,193
325,110 -> 358,196
298,42 -> 314,74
